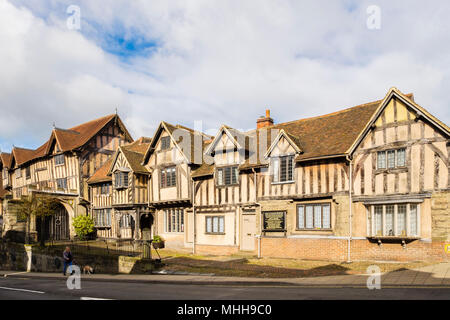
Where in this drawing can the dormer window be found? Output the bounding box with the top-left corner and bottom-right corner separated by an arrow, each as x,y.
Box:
55,154 -> 65,166
271,155 -> 294,183
161,136 -> 171,150
216,166 -> 238,186
114,171 -> 129,189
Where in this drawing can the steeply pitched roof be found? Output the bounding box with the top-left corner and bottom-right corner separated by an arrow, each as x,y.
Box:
87,137 -> 151,184
7,114 -> 132,168
192,91 -> 420,178
11,147 -> 36,167
0,153 -> 12,168
142,121 -> 212,165
120,139 -> 151,174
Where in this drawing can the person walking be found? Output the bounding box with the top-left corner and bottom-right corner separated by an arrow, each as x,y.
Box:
63,246 -> 73,276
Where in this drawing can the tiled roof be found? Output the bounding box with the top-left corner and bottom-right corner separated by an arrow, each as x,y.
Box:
8,114 -> 132,168
86,157 -> 113,184
121,139 -> 151,174
87,137 -> 151,184
0,153 -> 12,168
192,93 -> 417,177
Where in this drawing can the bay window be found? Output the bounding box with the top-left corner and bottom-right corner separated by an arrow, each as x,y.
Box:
368,203 -> 419,237
114,171 -> 129,189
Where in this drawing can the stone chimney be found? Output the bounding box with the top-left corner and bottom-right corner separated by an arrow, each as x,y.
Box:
257,109 -> 274,129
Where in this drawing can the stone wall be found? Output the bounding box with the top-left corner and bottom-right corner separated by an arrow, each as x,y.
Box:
431,191 -> 450,241
0,242 -> 156,274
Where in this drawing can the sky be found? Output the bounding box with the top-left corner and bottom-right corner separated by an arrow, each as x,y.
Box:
0,0 -> 449,151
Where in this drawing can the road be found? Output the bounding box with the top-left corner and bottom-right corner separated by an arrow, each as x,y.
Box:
0,276 -> 449,300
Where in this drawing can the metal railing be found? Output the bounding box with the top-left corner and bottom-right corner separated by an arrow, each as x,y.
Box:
43,238 -> 152,259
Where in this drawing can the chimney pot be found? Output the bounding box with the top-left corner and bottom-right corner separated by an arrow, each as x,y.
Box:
257,109 -> 274,129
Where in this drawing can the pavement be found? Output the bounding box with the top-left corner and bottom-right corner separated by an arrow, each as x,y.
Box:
1,262 -> 450,288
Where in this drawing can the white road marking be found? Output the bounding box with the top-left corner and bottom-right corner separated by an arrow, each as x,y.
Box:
80,297 -> 113,300
3,271 -> 29,277
0,286 -> 45,294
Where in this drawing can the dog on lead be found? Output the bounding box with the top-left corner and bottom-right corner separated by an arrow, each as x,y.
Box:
82,265 -> 94,275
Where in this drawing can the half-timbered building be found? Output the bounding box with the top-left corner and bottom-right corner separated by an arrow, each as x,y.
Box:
141,122 -> 212,249
0,114 -> 133,241
190,88 -> 449,261
88,137 -> 151,240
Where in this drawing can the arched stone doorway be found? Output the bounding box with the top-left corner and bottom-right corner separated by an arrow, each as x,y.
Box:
37,202 -> 70,241
140,213 -> 154,240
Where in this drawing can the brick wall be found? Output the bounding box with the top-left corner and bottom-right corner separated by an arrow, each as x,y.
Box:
261,237 -> 450,262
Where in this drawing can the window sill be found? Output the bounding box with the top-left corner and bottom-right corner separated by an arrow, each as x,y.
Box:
271,180 -> 295,185
375,167 -> 407,174
205,232 -> 226,235
296,228 -> 333,232
55,164 -> 65,167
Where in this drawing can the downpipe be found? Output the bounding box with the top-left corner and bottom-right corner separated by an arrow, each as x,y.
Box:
346,155 -> 353,263
252,168 -> 262,258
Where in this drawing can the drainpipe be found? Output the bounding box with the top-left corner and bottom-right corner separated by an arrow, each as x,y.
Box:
346,155 -> 353,263
192,179 -> 196,255
252,168 -> 262,258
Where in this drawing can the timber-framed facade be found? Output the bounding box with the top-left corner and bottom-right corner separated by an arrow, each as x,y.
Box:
1,87 -> 449,262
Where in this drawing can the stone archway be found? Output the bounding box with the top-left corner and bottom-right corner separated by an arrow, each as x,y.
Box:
37,202 -> 70,241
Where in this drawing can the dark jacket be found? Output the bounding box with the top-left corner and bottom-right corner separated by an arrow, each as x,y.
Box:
63,251 -> 73,262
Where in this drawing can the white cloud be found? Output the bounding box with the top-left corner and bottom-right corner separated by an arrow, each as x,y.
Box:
0,0 -> 449,151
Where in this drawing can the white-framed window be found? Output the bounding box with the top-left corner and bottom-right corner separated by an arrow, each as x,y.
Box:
377,148 -> 406,169
54,154 -> 65,166
297,203 -> 331,230
2,168 -> 7,179
271,155 -> 294,183
205,216 -> 225,234
114,171 -> 129,189
94,209 -> 111,227
368,203 -> 419,237
216,166 -> 238,186
164,209 -> 184,233
15,169 -> 21,179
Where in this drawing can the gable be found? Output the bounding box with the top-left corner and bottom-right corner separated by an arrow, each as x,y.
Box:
112,151 -> 131,172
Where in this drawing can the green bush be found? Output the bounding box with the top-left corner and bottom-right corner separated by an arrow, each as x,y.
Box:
72,215 -> 95,240
153,235 -> 163,243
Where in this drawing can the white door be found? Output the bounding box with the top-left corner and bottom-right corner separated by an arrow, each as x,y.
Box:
241,214 -> 256,251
